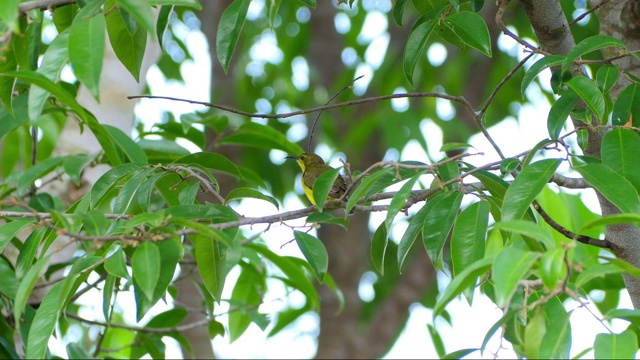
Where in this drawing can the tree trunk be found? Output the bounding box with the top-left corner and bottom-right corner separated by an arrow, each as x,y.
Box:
522,0 -> 640,308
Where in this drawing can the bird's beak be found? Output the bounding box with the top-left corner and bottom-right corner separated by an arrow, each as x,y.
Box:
285,155 -> 298,160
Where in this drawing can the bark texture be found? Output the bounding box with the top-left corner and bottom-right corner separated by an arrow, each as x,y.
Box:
522,0 -> 640,308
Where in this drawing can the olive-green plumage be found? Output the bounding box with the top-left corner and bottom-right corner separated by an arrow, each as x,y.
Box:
286,152 -> 347,205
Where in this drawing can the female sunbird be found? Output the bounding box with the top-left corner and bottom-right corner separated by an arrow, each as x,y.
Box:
286,153 -> 348,205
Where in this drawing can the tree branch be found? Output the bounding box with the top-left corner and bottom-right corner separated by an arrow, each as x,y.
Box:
19,0 -> 75,12
532,201 -> 614,249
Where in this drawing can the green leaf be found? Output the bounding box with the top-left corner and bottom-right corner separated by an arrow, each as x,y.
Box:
601,129 -> 640,192
28,29 -> 70,122
118,0 -> 156,37
247,243 -> 319,308
565,77 -> 605,121
106,5 -> 147,82
132,242 -> 161,301
147,308 -> 188,328
68,13 -> 106,101
370,223 -> 388,275
220,122 -> 303,155
297,0 -> 316,7
216,0 -> 250,73
0,71 -> 121,165
493,220 -> 554,249
502,159 -> 561,221
403,13 -> 439,85
90,163 -> 144,208
17,157 -> 64,197
14,254 -> 51,330
423,192 -> 463,270
0,220 -> 34,254
578,214 -> 640,234
225,188 -> 279,210
499,158 -> 520,175
228,263 -> 263,342
561,35 -> 625,74
397,194 -> 438,270
105,248 -> 129,278
539,296 -> 571,358
174,152 -> 242,178
25,282 -> 64,359
345,167 -> 392,214
450,201 -> 490,276
547,90 -> 578,140
294,231 -> 328,282
521,55 -> 564,98
575,263 -> 622,288
305,212 -> 349,229
433,256 -> 493,318
193,234 -> 227,301
312,167 -> 341,212
594,331 -> 638,359
596,65 -> 619,93
524,307 -> 546,359
0,0 -> 18,31
114,167 -> 155,213
611,83 -> 640,126
539,248 -> 565,290
0,47 -> 17,114
64,155 -> 94,186
392,0 -> 408,26
148,0 -> 201,8
574,163 -> 640,214
493,247 -> 540,307
445,12 -> 491,57
385,174 -> 421,230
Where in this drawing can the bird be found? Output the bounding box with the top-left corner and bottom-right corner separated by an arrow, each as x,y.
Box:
286,152 -> 348,207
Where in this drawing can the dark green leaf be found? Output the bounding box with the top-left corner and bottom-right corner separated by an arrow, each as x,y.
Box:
225,188 -> 279,209
596,65 -> 619,93
106,5 -> 147,81
392,0 -> 408,26
565,77 -> 605,121
0,220 -> 34,254
118,0 -> 155,36
423,192 -> 463,270
403,15 -> 438,85
220,122 -> 303,155
601,129 -> 640,192
312,167 -> 341,212
521,55 -> 564,98
561,35 -> 625,74
90,163 -> 144,208
370,223 -> 388,275
294,231 -> 328,282
547,90 -> 578,140
216,0 -> 250,73
105,247 -> 130,278
132,242 -> 161,301
450,201 -> 489,276
385,174 -> 421,230
68,13 -> 106,101
445,12 -> 491,57
611,83 -> 640,126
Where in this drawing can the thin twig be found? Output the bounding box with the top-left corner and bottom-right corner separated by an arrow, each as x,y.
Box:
307,75 -> 364,152
477,52 -> 534,119
568,0 -> 609,27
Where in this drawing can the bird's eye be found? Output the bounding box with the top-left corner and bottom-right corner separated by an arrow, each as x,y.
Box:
300,155 -> 305,160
